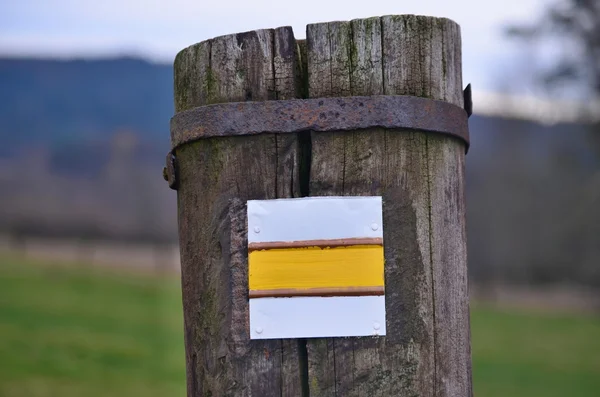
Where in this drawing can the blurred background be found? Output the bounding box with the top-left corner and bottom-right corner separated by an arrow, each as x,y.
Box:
1,0 -> 599,396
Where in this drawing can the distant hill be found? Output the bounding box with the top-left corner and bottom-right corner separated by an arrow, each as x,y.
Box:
0,55 -> 596,188
0,56 -> 598,287
0,56 -> 593,156
0,57 -> 174,151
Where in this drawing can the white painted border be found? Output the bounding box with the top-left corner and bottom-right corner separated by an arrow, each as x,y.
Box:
247,196 -> 383,243
249,296 -> 386,339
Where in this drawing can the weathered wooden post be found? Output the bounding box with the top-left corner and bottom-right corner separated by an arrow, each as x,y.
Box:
166,14 -> 472,397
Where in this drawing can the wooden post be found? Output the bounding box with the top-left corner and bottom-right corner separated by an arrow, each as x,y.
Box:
305,16 -> 471,397
172,14 -> 471,397
173,27 -> 305,397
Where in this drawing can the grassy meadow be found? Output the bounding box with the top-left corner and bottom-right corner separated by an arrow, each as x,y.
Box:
0,254 -> 185,397
1,253 -> 599,396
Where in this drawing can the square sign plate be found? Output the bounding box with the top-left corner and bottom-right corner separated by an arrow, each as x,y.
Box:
247,196 -> 386,340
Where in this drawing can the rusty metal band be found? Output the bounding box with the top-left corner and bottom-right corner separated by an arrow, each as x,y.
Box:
170,95 -> 470,153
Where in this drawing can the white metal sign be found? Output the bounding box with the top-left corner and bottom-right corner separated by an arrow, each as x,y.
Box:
247,196 -> 386,339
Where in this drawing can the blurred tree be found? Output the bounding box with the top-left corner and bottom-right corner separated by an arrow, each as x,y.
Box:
503,0 -> 600,289
505,0 -> 600,99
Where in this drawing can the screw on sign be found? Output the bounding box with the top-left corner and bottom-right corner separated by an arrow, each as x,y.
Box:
169,14 -> 472,397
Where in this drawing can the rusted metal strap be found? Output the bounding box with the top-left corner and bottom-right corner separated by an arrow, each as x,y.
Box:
162,152 -> 178,190
165,93 -> 472,190
170,95 -> 471,152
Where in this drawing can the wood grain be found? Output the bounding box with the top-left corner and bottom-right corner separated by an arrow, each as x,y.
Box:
306,15 -> 472,397
174,27 -> 304,397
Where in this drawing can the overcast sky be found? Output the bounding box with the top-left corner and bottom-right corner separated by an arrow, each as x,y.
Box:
0,0 -> 552,95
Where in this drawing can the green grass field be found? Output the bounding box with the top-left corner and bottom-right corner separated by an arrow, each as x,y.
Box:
1,254 -> 599,397
0,255 -> 186,397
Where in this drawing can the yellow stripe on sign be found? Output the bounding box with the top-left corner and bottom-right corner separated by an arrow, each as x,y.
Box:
248,245 -> 384,291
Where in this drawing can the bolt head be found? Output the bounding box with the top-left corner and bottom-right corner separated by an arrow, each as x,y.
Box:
254,226 -> 261,234
371,223 -> 379,231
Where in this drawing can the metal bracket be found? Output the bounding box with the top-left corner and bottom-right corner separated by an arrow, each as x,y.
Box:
162,151 -> 179,190
164,92 -> 474,190
463,83 -> 473,118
